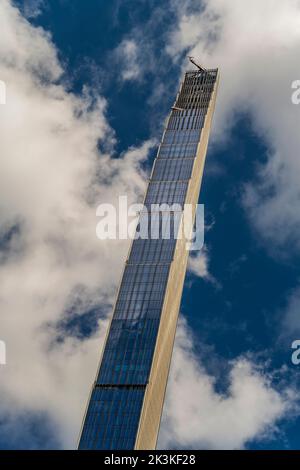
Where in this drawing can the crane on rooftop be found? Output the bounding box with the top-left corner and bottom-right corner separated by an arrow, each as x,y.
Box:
188,56 -> 207,72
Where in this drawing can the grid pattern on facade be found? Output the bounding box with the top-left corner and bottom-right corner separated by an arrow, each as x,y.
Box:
152,158 -> 194,182
113,264 -> 170,321
97,318 -> 160,384
158,142 -> 199,159
144,181 -> 188,207
78,68 -> 218,450
79,386 -> 145,450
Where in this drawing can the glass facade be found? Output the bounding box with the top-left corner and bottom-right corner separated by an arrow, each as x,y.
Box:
79,68 -> 218,450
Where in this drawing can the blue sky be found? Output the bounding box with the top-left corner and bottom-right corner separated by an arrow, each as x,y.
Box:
1,0 -> 300,449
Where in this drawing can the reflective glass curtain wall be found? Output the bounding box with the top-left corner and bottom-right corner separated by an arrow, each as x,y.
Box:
79,68 -> 219,450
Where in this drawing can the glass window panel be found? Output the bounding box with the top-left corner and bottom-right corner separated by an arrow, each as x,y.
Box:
144,181 -> 188,206
79,386 -> 145,450
152,158 -> 194,181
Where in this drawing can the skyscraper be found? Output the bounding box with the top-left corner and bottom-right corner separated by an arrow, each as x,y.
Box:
79,64 -> 219,450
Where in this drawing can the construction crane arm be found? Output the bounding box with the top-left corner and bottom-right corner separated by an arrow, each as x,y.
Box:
188,56 -> 207,72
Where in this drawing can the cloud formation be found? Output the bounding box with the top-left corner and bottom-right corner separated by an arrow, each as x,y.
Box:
167,0 -> 300,256
159,319 -> 295,450
163,0 -> 300,356
21,0 -> 45,18
188,247 -> 219,288
0,0 -> 298,450
114,39 -> 141,82
188,249 -> 210,279
0,0 -> 150,448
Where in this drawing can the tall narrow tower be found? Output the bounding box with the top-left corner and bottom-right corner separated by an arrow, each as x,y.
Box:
79,64 -> 219,450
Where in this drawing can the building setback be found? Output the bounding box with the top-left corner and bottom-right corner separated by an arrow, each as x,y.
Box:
79,65 -> 219,450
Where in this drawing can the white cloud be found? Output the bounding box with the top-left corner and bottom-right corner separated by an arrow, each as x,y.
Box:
188,247 -> 219,287
163,0 -> 300,349
162,3 -> 300,444
166,0 -> 300,255
188,249 -> 210,278
0,0 -> 298,450
22,0 -> 45,18
114,39 -> 141,82
159,318 -> 296,450
0,0 -> 152,448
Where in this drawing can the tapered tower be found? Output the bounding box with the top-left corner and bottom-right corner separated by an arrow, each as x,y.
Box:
79,63 -> 219,450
